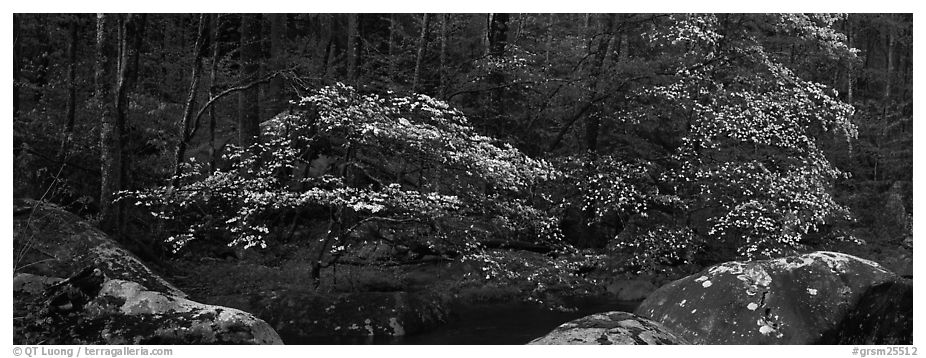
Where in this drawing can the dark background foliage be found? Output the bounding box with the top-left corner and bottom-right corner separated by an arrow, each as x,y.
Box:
12,13 -> 912,281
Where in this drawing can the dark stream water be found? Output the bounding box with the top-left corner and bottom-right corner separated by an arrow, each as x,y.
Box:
287,298 -> 641,345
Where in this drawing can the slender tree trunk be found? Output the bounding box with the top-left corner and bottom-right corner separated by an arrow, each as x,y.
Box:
116,16 -> 124,80
412,14 -> 431,93
14,14 -> 21,118
268,13 -> 286,114
312,209 -> 341,290
883,14 -> 895,103
238,14 -> 262,157
58,15 -> 79,162
545,13 -> 554,64
388,14 -> 397,81
96,14 -> 121,234
172,15 -> 210,187
126,15 -> 146,91
120,14 -> 145,206
346,14 -> 360,83
483,14 -> 490,56
845,15 -> 854,103
321,15 -> 335,79
112,14 -> 143,236
208,14 -> 220,172
438,14 -> 448,98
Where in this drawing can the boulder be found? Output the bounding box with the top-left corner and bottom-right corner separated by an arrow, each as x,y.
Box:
15,269 -> 283,345
528,311 -> 688,345
635,251 -> 912,344
253,289 -> 449,341
13,199 -> 182,295
12,198 -> 283,345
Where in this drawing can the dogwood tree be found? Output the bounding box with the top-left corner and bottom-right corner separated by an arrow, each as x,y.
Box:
596,14 -> 859,264
128,83 -> 564,285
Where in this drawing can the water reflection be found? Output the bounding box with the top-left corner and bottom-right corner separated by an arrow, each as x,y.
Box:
286,298 -> 641,345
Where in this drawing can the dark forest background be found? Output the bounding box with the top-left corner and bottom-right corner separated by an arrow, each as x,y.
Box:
12,14 -> 912,289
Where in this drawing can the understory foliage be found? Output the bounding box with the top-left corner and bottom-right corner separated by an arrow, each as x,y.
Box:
127,84 -> 564,265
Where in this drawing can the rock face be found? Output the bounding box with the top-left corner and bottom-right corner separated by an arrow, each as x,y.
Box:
15,270 -> 282,344
528,311 -> 688,345
13,199 -> 283,345
635,251 -> 912,344
253,289 -> 449,341
13,199 -> 182,295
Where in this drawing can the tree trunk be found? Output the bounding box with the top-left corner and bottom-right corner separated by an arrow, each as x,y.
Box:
438,14 -> 448,98
96,14 -> 121,234
321,15 -> 334,79
845,15 -> 854,103
112,14 -> 143,235
487,13 -> 509,57
171,15 -> 210,187
14,14 -> 21,118
412,14 -> 430,93
883,14 -> 895,102
388,14 -> 398,81
238,14 -> 262,156
58,15 -> 79,162
120,14 -> 145,208
346,14 -> 361,83
268,13 -> 286,114
126,15 -> 146,91
583,14 -> 616,158
312,209 -> 341,290
484,13 -> 510,126
545,13 -> 554,64
208,14 -> 220,172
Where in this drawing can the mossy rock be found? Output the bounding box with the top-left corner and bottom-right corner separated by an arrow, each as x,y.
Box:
529,311 -> 688,345
14,271 -> 283,345
13,199 -> 181,295
635,251 -> 911,344
12,199 -> 283,345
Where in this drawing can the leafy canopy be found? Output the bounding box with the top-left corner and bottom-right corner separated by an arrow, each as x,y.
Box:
128,84 -> 564,259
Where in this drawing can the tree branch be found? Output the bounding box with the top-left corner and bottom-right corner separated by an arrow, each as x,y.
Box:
188,70 -> 289,141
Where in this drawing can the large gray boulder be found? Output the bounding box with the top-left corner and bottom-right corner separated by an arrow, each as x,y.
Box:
13,199 -> 182,295
15,270 -> 283,344
13,199 -> 283,345
528,311 -> 688,345
635,251 -> 912,344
